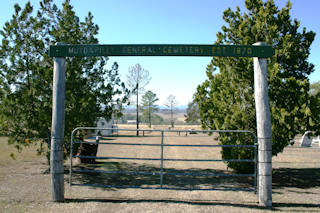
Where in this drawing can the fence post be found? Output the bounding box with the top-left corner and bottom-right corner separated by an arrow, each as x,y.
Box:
51,43 -> 66,202
254,42 -> 272,207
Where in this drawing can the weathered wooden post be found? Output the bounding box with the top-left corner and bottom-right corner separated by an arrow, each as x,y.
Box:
253,42 -> 272,207
51,43 -> 66,202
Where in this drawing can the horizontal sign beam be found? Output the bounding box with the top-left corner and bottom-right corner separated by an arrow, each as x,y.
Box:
49,44 -> 274,58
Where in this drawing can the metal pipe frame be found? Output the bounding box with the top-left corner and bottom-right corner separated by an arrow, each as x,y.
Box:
69,127 -> 258,193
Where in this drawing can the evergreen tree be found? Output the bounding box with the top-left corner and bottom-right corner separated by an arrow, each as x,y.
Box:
184,97 -> 200,124
151,114 -> 164,125
0,0 -> 129,160
141,90 -> 159,127
195,0 -> 317,173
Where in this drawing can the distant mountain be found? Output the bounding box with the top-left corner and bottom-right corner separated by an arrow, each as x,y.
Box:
176,105 -> 188,110
159,105 -> 187,113
122,105 -> 136,113
123,105 -> 187,113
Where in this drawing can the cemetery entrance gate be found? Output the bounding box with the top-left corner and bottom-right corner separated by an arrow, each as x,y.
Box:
49,43 -> 274,207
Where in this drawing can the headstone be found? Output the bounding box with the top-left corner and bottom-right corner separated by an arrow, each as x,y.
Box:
300,131 -> 313,147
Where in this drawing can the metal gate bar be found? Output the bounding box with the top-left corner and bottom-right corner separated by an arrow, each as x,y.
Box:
70,184 -> 255,192
74,141 -> 255,147
70,127 -> 258,192
73,169 -> 255,177
73,155 -> 255,162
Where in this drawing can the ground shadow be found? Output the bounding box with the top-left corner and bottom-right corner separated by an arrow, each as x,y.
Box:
273,168 -> 320,189
70,162 -> 320,191
64,198 -> 320,211
64,198 -> 266,209
67,163 -> 320,211
69,161 -> 254,191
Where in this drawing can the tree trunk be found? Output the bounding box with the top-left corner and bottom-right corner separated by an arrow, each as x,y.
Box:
136,83 -> 139,136
149,103 -> 151,128
170,106 -> 174,128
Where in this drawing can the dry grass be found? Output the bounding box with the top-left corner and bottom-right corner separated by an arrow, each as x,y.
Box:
0,132 -> 319,213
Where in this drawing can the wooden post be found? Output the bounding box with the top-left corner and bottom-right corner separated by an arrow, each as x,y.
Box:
51,43 -> 66,202
254,42 -> 272,207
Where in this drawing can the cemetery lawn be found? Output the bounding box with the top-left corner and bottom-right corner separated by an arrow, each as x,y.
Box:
0,132 -> 319,212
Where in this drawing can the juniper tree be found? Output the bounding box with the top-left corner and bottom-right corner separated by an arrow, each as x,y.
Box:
0,0 -> 129,161
195,0 -> 318,173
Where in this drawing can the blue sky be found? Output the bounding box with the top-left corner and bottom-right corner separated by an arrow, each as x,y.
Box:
1,0 -> 319,105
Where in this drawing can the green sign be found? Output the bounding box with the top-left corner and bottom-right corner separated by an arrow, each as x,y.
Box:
49,44 -> 274,58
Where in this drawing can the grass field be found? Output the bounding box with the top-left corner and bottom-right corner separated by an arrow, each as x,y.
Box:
0,129 -> 319,212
